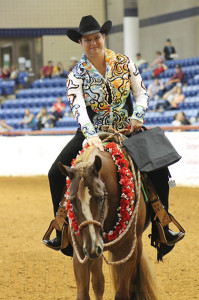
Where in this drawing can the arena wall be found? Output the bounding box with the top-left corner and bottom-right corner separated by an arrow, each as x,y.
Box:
0,0 -> 198,69
1,132 -> 199,187
0,0 -> 105,68
138,0 -> 199,62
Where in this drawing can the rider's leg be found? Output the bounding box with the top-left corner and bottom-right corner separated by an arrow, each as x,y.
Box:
147,167 -> 169,210
148,167 -> 184,244
46,129 -> 85,252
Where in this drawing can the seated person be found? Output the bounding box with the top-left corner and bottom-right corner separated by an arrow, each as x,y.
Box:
155,85 -> 185,111
36,106 -> 55,130
172,111 -> 190,126
164,85 -> 185,109
10,65 -> 19,80
52,62 -> 65,78
152,62 -> 167,78
51,97 -> 66,125
19,108 -> 37,130
134,53 -> 147,68
0,66 -> 10,79
148,51 -> 165,70
40,61 -> 54,79
147,77 -> 164,100
0,119 -> 13,131
165,64 -> 184,89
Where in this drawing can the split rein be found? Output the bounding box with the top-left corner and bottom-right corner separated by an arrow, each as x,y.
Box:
70,129 -> 142,265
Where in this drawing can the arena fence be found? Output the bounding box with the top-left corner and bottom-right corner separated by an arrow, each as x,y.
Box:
1,126 -> 199,186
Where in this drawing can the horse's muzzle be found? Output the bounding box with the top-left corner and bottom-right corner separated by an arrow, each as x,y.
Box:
83,243 -> 103,259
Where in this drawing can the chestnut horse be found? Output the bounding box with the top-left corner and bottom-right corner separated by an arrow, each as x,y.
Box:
59,142 -> 158,300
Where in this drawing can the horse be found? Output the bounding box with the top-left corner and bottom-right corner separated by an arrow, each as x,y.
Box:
58,137 -> 158,300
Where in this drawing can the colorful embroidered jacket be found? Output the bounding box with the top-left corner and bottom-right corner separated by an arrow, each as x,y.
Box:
66,49 -> 149,139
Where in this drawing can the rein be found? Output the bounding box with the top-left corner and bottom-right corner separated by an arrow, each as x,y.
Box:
78,220 -> 103,234
70,130 -> 142,265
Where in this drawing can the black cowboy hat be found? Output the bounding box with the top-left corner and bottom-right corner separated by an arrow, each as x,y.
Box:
67,15 -> 112,43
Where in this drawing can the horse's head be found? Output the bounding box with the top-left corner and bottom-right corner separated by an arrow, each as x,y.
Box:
59,155 -> 108,259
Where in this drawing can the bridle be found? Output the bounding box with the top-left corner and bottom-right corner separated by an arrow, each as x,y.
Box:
70,186 -> 108,264
78,190 -> 108,235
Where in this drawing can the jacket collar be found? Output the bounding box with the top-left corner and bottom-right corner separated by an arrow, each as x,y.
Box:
78,48 -> 117,78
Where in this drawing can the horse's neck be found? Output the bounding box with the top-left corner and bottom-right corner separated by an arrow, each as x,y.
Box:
99,151 -> 121,232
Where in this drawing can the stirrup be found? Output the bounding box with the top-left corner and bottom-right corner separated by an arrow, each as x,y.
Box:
42,198 -> 69,251
142,174 -> 185,246
155,213 -> 185,246
42,220 -> 69,250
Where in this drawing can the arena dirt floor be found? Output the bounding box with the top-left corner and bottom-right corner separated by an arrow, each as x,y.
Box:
0,176 -> 199,300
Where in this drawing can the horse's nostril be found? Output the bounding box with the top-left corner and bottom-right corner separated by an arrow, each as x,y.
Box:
96,246 -> 102,256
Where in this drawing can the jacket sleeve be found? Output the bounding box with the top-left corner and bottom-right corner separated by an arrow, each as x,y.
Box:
66,72 -> 98,138
129,60 -> 150,123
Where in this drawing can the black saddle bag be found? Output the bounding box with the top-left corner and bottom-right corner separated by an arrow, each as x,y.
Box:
122,126 -> 181,173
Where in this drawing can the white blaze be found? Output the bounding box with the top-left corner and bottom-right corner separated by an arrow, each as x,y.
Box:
78,182 -> 96,244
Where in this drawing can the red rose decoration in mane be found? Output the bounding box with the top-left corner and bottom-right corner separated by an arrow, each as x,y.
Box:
120,209 -> 130,222
64,142 -> 135,242
120,198 -> 129,209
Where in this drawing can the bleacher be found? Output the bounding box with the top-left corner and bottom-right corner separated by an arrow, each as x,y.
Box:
0,56 -> 199,133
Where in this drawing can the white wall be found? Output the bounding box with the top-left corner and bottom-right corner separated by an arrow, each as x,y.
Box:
1,132 -> 199,186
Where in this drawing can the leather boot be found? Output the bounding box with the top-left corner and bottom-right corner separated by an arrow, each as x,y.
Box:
43,231 -> 62,250
163,226 -> 185,246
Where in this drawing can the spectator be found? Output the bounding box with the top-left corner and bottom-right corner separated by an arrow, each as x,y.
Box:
40,60 -> 54,79
0,66 -> 10,79
156,85 -> 185,111
51,97 -> 66,125
53,62 -> 65,78
163,39 -> 177,60
149,51 -> 165,69
19,108 -> 37,130
172,112 -> 190,126
134,53 -> 147,68
10,65 -> 19,80
165,64 -> 184,88
68,56 -> 78,72
36,106 -> 55,130
147,77 -> 164,100
152,62 -> 167,78
0,119 -> 13,131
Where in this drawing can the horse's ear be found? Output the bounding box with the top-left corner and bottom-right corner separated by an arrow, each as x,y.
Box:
58,162 -> 74,179
92,155 -> 102,175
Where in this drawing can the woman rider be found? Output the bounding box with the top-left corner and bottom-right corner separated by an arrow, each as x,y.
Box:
44,15 -> 184,254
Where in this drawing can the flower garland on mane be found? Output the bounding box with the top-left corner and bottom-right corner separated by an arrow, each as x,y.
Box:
64,142 -> 135,242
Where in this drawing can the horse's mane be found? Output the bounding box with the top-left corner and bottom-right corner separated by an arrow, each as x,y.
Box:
73,145 -> 97,166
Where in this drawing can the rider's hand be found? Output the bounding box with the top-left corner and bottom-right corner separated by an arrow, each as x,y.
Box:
87,136 -> 104,152
129,118 -> 143,133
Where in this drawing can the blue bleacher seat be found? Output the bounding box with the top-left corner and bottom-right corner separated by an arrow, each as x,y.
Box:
1,80 -> 15,95
0,56 -> 198,132
16,72 -> 29,86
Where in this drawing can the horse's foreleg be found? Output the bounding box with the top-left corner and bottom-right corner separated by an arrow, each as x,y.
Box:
73,254 -> 91,300
91,257 -> 104,300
